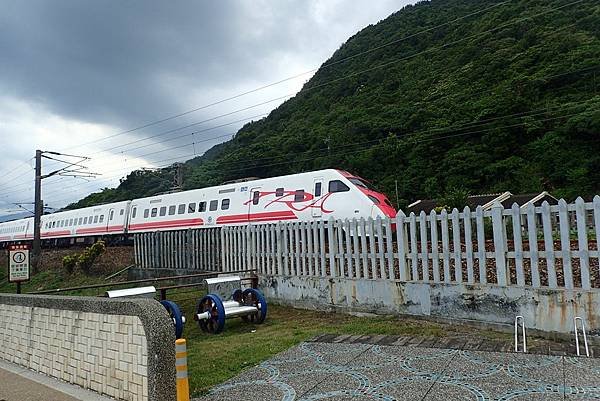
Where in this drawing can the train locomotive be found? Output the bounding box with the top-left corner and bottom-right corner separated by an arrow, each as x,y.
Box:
0,169 -> 397,247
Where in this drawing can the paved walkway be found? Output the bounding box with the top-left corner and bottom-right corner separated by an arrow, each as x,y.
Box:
0,360 -> 113,401
197,339 -> 600,400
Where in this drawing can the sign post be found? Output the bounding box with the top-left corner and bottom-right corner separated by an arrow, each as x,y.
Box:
8,244 -> 30,294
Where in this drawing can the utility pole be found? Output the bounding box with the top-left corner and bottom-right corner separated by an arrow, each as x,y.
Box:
32,150 -> 42,272
31,150 -> 99,273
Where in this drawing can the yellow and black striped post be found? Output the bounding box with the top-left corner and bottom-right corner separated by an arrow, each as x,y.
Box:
175,338 -> 190,401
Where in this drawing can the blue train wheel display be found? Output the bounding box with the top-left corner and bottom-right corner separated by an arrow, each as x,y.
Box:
232,289 -> 243,303
197,294 -> 225,334
160,300 -> 184,339
241,288 -> 267,324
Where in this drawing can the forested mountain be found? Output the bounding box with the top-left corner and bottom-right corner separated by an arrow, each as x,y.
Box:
69,0 -> 600,210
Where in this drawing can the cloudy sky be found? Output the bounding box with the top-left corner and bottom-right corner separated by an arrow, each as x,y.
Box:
0,0 -> 411,217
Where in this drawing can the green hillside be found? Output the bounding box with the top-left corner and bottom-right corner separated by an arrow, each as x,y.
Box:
69,0 -> 600,210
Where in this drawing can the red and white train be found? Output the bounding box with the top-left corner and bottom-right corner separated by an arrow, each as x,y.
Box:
0,169 -> 396,246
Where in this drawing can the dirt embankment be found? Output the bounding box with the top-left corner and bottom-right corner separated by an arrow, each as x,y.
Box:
1,245 -> 135,275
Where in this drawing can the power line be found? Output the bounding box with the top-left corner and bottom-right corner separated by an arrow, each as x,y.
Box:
0,0 -> 585,193
0,0 -> 591,203
57,0 -> 514,153
40,102 -> 600,206
7,90 -> 600,204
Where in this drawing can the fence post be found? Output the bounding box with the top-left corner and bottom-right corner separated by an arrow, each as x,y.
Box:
510,203 -> 525,287
594,196 -> 600,282
541,201 -> 557,289
419,211 -> 429,282
576,197 -> 591,290
396,212 -> 409,281
491,202 -> 509,286
327,218 -> 336,277
220,227 -> 226,272
558,199 -> 574,289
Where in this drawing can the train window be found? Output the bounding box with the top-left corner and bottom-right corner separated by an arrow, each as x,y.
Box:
178,204 -> 185,214
109,210 -> 114,220
151,208 -> 157,217
78,218 -> 83,225
221,199 -> 230,210
315,182 -> 322,197
83,217 -> 88,224
120,209 -> 124,215
368,195 -> 380,205
168,205 -> 176,216
188,203 -> 196,213
93,215 -> 99,224
69,219 -> 74,226
99,215 -> 104,223
159,206 -> 167,217
275,188 -> 284,197
131,208 -> 136,219
328,180 -> 350,193
294,190 -> 305,202
88,216 -> 93,224
209,200 -> 218,211
252,191 -> 260,205
199,202 -> 206,212
144,209 -> 149,218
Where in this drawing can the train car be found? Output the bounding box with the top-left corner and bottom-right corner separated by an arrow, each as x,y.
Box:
0,218 -> 31,243
127,169 -> 396,233
39,200 -> 132,244
0,168 -> 396,246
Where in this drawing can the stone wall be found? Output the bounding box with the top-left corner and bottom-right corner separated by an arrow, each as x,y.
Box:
259,275 -> 600,334
0,294 -> 175,401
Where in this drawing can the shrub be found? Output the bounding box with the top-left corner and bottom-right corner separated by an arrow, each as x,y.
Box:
62,241 -> 106,274
62,255 -> 77,274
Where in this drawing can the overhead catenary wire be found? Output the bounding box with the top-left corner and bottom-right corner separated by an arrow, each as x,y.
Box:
3,64 -> 599,205
0,0 -> 587,193
57,0 -> 515,154
0,0 -> 593,211
11,82 -> 600,205
41,103 -> 600,206
4,0 -> 589,199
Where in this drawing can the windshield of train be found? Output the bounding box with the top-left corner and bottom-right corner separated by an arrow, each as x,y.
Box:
348,177 -> 372,190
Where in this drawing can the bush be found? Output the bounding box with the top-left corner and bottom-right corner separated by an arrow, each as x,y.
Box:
62,241 -> 106,274
62,255 -> 77,273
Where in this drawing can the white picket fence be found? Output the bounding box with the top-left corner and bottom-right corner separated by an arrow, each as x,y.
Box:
220,196 -> 600,290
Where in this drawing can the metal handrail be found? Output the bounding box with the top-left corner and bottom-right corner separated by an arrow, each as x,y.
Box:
514,315 -> 527,353
574,316 -> 590,357
29,269 -> 257,295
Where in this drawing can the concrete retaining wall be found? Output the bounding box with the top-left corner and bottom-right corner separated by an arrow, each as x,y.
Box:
259,275 -> 600,334
0,294 -> 175,401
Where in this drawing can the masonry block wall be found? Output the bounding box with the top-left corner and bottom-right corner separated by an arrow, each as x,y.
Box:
0,294 -> 175,401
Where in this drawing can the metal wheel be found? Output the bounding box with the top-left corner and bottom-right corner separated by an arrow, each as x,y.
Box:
196,294 -> 225,334
232,289 -> 243,303
241,288 -> 267,324
160,300 -> 184,339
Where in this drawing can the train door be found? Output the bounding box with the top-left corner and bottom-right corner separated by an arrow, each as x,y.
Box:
312,178 -> 323,218
108,207 -> 117,232
124,204 -> 136,233
248,187 -> 261,224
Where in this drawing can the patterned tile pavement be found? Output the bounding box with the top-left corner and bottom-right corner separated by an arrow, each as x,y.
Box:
196,336 -> 600,401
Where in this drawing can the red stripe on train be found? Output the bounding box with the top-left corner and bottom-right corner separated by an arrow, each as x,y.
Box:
41,230 -> 71,237
216,210 -> 297,224
75,225 -> 124,234
128,218 -> 204,231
